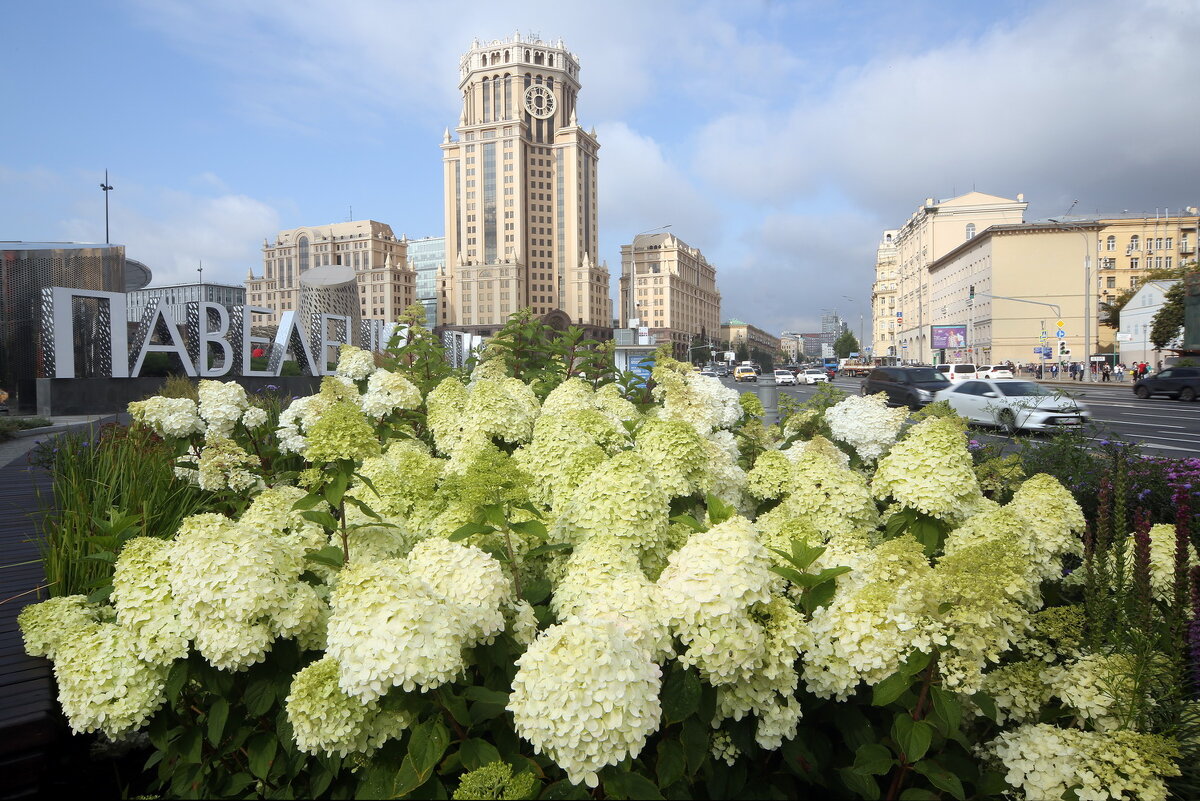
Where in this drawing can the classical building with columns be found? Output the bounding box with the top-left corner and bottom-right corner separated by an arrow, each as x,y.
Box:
438,34 -> 611,338
618,232 -> 721,360
245,220 -> 415,327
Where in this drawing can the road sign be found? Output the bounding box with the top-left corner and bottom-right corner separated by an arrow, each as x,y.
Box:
1056,329 -> 1066,338
1056,320 -> 1065,328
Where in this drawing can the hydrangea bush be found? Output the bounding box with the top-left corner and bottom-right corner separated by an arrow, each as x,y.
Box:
20,325 -> 1200,800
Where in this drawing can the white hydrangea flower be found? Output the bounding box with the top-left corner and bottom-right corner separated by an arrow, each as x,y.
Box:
198,380 -> 250,439
508,616 -> 662,788
871,416 -> 982,523
196,436 -> 261,492
979,660 -> 1053,725
988,724 -> 1179,801
335,344 -> 377,381
513,407 -> 628,510
652,359 -> 741,436
286,656 -> 410,758
781,435 -> 850,467
128,396 -> 204,439
18,595 -> 112,661
1005,474 -> 1086,577
634,418 -> 709,499
551,536 -> 673,662
111,537 -> 188,666
824,394 -> 909,462
168,513 -> 316,671
51,622 -> 169,738
276,392 -> 337,455
505,599 -> 539,647
406,538 -> 510,644
551,450 -> 670,553
1116,523 -> 1196,602
359,368 -> 422,419
1042,653 -> 1143,731
241,405 -> 269,430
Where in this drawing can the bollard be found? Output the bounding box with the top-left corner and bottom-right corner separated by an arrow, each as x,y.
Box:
755,377 -> 779,427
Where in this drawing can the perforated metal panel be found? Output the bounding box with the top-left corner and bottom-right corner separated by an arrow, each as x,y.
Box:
1,245 -> 124,409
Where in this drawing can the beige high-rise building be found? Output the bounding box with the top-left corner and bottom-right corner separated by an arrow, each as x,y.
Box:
245,220 -> 415,327
618,232 -> 721,359
890,191 -> 1028,362
871,230 -> 898,358
438,34 -> 610,337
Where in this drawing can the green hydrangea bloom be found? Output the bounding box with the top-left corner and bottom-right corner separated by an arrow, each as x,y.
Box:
286,655 -> 409,758
304,400 -> 381,464
634,418 -> 708,499
452,761 -> 537,800
871,416 -> 981,523
551,450 -> 669,553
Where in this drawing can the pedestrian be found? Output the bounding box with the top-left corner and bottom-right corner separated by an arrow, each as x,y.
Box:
1102,363 -> 1111,382
1116,363 -> 1125,382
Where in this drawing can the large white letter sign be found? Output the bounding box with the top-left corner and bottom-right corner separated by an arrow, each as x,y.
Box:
268,311 -> 318,376
131,301 -> 197,378
195,302 -> 233,378
43,287 -> 130,378
241,306 -> 276,377
318,314 -> 352,375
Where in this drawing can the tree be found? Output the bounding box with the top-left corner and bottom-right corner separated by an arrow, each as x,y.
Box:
833,330 -> 860,359
735,342 -> 750,363
1102,265 -> 1190,330
1149,280 -> 1185,350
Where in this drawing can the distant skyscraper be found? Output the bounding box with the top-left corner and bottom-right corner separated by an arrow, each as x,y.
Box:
439,34 -> 610,336
407,236 -> 444,329
618,232 -> 721,360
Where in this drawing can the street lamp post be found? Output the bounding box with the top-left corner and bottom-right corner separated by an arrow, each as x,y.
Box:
99,170 -> 113,243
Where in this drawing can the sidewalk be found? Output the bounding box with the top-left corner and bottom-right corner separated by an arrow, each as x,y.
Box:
0,415 -> 118,470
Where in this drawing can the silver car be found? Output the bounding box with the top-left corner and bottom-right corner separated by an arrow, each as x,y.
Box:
935,379 -> 1089,433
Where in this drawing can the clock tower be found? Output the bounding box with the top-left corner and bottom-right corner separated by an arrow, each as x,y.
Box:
439,34 -> 609,336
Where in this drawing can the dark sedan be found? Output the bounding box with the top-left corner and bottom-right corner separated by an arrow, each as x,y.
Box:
860,366 -> 952,409
1133,366 -> 1200,401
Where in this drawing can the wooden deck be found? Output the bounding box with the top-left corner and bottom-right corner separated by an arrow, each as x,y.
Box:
0,450 -> 56,798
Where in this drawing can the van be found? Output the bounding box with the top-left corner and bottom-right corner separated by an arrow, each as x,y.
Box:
935,363 -> 978,383
734,366 -> 758,383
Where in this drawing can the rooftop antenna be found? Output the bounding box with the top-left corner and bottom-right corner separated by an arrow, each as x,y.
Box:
197,259 -> 203,284
1064,199 -> 1078,218
348,205 -> 353,222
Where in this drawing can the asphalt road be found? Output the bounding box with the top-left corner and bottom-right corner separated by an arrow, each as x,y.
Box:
719,375 -> 1200,458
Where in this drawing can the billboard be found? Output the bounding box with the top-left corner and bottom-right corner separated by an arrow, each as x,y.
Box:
931,325 -> 967,349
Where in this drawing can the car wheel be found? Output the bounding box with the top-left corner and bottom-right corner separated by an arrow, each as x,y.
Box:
997,408 -> 1018,434
1182,387 -> 1196,402
1134,386 -> 1150,399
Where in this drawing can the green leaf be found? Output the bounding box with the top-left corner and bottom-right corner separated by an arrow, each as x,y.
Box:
164,659 -> 190,703
449,522 -> 492,542
603,771 -> 664,800
463,686 -> 509,705
656,739 -> 686,788
670,513 -> 705,532
661,665 -> 702,725
482,504 -> 507,529
437,688 -> 471,728
852,743 -> 896,776
407,718 -> 450,778
510,519 -> 549,540
898,649 -> 934,678
541,780 -> 591,799
769,565 -> 810,586
891,715 -> 933,763
913,760 -> 966,801
324,470 -> 350,507
977,770 -> 1011,796
972,691 -> 999,723
343,495 -> 383,521
838,767 -> 881,800
84,550 -> 117,563
87,584 -> 114,604
247,731 -> 278,779
805,579 -> 840,613
291,493 -> 324,512
244,675 -> 277,717
178,726 -> 203,763
305,545 -> 345,569
930,686 -> 962,734
899,789 -> 939,800
222,773 -> 256,796
207,698 -> 230,747
871,671 -> 914,707
524,542 -> 572,558
458,738 -> 502,771
522,577 -> 551,605
680,718 -> 708,777
298,509 -> 339,531
705,493 -> 735,525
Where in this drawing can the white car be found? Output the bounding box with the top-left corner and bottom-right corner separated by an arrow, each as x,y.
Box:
699,370 -> 718,378
935,379 -> 1089,433
935,363 -> 979,383
773,369 -> 797,385
798,369 -> 829,385
977,364 -> 1014,380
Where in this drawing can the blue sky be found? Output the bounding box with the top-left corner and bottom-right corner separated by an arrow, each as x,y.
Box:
4,0 -> 1198,338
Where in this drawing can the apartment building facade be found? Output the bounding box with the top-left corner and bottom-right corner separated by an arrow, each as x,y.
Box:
618,232 -> 721,359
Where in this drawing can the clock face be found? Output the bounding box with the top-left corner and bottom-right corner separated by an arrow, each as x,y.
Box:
523,85 -> 557,119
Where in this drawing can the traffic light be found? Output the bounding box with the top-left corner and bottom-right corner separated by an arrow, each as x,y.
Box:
969,285 -> 975,300
1058,341 -> 1067,357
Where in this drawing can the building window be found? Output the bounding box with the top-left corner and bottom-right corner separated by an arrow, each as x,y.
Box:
1106,235 -> 1116,251
965,223 -> 975,240
1129,235 -> 1139,251
1107,276 -> 1116,288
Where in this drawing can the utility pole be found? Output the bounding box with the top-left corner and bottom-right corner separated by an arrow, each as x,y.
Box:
99,170 -> 113,243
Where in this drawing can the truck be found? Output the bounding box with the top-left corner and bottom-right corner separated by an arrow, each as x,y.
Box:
838,358 -> 874,377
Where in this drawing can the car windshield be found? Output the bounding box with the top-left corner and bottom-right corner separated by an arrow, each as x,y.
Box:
907,369 -> 949,382
996,381 -> 1053,397
953,365 -> 976,373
